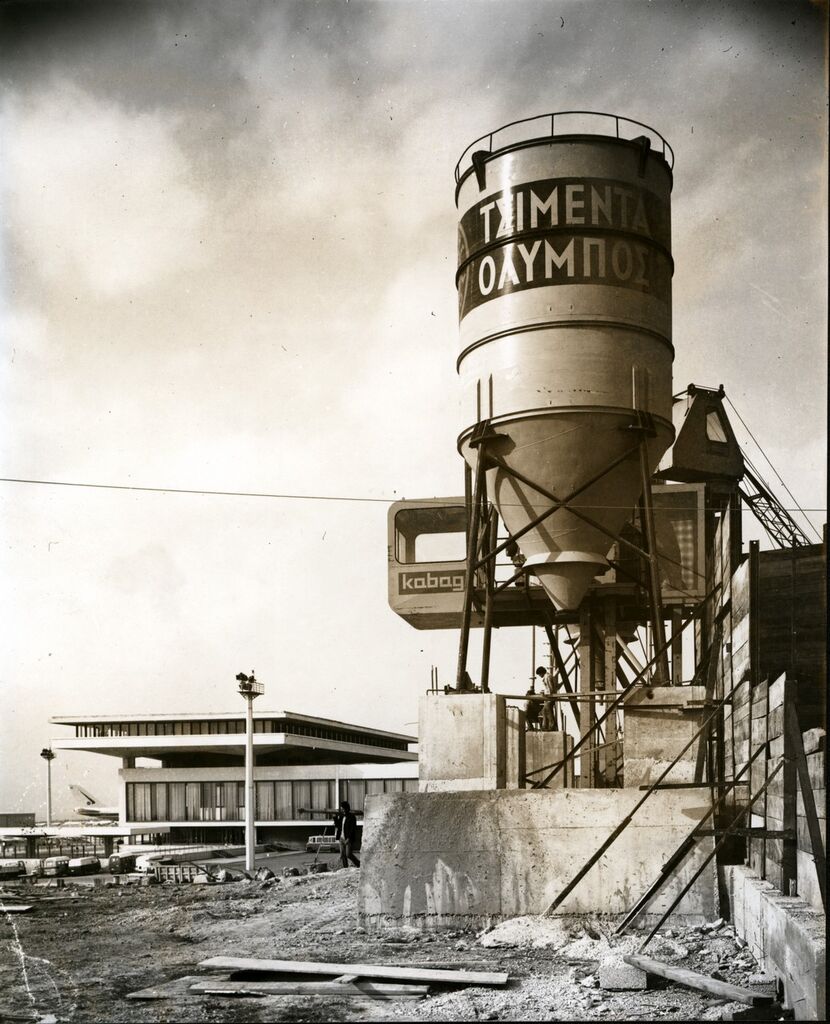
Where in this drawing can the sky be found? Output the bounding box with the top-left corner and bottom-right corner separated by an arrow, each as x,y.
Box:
0,0 -> 826,817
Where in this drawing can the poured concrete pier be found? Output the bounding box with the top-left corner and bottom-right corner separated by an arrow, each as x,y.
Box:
358,788 -> 717,929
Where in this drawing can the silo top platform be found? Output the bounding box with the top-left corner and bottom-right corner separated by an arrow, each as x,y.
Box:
455,110 -> 674,193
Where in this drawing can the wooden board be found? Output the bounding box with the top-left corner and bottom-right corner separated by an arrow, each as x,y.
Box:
199,956 -> 509,987
624,955 -> 775,1006
126,975 -> 213,1000
190,979 -> 427,999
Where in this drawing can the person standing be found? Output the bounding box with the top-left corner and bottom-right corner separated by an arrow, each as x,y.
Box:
505,538 -> 527,587
338,800 -> 360,868
525,684 -> 541,731
536,665 -> 558,731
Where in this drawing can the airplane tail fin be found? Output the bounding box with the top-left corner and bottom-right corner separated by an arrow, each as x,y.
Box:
69,784 -> 97,806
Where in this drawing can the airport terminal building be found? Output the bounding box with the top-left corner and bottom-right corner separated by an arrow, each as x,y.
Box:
50,711 -> 418,846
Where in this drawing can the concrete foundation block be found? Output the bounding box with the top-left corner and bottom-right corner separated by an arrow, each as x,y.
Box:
526,731 -> 573,788
624,686 -> 706,788
599,957 -> 648,990
419,693 -> 506,792
360,789 -> 718,929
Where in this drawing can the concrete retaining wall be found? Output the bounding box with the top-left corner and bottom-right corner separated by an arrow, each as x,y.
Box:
726,865 -> 825,1021
359,788 -> 717,929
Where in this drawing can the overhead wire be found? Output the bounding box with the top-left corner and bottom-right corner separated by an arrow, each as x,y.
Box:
725,395 -> 822,542
0,476 -> 824,513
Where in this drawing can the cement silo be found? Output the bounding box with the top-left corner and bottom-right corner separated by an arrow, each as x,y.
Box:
455,113 -> 675,610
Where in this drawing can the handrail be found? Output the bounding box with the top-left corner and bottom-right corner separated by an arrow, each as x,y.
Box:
455,110 -> 674,183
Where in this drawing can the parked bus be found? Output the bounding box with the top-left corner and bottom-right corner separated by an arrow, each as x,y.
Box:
68,856 -> 101,876
43,856 -> 70,877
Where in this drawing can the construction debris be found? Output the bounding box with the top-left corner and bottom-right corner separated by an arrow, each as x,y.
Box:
2,862 -> 792,1022
598,956 -> 648,990
624,954 -> 777,1006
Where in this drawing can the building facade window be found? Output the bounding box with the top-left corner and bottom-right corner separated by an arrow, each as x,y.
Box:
126,777 -> 415,824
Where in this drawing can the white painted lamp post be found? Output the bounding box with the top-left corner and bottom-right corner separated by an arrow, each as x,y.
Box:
236,671 -> 263,873
40,748 -> 56,827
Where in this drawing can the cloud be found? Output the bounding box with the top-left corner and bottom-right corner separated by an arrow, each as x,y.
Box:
0,0 -> 825,816
3,83 -> 208,297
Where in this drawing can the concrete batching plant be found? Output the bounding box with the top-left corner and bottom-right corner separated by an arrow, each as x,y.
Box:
362,116 -> 825,1020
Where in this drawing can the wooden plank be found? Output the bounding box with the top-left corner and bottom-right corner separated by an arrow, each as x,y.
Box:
0,904 -> 32,913
768,675 -> 787,710
731,643 -> 751,691
624,955 -> 775,1006
797,815 -> 827,850
126,976 -> 212,1000
797,788 -> 826,821
189,980 -> 428,998
751,691 -> 768,719
731,562 -> 751,619
198,956 -> 509,987
768,706 -> 785,739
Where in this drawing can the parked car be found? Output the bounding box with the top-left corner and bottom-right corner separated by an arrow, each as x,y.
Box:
68,856 -> 101,876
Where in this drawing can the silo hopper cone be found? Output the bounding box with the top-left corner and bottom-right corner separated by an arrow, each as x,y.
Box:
467,411 -> 672,611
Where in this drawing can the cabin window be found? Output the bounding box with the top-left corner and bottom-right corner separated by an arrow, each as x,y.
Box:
394,506 -> 467,564
706,410 -> 728,443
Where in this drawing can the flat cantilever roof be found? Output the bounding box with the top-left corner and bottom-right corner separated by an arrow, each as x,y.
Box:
49,710 -> 416,745
48,709 -> 417,764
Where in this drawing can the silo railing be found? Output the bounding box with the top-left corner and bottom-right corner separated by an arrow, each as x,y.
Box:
454,110 -> 675,185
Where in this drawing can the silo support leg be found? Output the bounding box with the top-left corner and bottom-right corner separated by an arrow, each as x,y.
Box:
479,509 -> 498,693
455,441 -> 487,689
638,441 -> 670,686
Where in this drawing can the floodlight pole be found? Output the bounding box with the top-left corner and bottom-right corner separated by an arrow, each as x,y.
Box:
236,671 -> 264,873
40,748 -> 55,827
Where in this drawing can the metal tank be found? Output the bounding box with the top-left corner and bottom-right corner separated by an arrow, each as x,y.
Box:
455,112 -> 675,610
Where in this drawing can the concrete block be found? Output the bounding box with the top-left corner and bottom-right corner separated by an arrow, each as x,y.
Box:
725,866 -> 825,1021
505,706 -> 526,789
419,693 -> 506,792
599,958 -> 648,990
623,686 -> 706,788
525,730 -> 573,788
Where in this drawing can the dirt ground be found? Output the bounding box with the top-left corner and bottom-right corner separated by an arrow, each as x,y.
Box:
1,860 -> 783,1023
